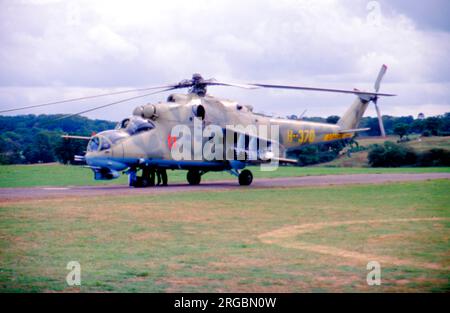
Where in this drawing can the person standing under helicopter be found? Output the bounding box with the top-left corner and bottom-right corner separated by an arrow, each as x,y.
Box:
156,168 -> 168,186
139,167 -> 155,187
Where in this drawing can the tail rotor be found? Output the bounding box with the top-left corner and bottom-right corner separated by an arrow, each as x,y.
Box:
373,64 -> 388,137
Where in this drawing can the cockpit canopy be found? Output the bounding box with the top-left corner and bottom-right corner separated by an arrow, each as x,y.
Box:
88,117 -> 154,153
87,130 -> 129,152
87,135 -> 111,152
115,116 -> 155,135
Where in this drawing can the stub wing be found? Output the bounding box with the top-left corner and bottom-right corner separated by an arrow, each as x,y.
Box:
223,126 -> 286,164
272,156 -> 298,164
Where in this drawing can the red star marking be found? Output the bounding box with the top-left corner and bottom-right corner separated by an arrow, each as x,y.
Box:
168,135 -> 177,149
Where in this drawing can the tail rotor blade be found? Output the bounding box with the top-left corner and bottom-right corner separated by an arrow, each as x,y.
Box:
374,64 -> 388,93
373,64 -> 388,137
374,102 -> 386,137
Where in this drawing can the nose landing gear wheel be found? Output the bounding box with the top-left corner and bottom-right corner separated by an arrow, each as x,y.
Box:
187,169 -> 202,185
238,169 -> 253,186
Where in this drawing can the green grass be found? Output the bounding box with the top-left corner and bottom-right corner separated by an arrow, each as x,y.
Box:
0,163 -> 449,188
407,136 -> 450,152
0,180 -> 449,292
297,220 -> 450,265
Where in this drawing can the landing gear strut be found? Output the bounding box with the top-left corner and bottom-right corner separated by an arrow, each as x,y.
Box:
187,169 -> 202,185
128,171 -> 138,187
238,169 -> 253,186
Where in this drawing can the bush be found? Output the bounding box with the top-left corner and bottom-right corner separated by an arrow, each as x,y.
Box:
418,148 -> 450,166
437,131 -> 450,137
422,130 -> 431,137
287,140 -> 347,166
348,145 -> 367,153
368,142 -> 417,167
295,146 -> 320,166
368,142 -> 450,167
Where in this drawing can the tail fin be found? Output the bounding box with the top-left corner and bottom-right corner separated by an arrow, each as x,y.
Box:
336,97 -> 370,130
337,65 -> 388,130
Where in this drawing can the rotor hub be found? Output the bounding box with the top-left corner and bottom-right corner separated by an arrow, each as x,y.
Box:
188,73 -> 207,96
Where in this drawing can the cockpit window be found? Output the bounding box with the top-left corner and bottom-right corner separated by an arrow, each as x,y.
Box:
87,135 -> 113,152
115,117 -> 154,135
116,118 -> 130,130
104,131 -> 128,144
126,117 -> 155,135
88,136 -> 100,152
135,120 -> 155,133
100,138 -> 111,150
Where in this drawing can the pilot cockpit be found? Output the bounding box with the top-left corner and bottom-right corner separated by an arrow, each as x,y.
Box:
115,117 -> 155,135
88,117 -> 155,152
87,130 -> 129,152
87,135 -> 112,152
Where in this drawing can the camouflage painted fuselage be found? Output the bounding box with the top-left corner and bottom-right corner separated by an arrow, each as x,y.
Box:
85,92 -> 367,175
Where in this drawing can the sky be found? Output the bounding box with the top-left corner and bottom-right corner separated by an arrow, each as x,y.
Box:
0,0 -> 449,121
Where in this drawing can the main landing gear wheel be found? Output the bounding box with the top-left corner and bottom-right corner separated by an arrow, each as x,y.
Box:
187,169 -> 201,185
238,169 -> 253,186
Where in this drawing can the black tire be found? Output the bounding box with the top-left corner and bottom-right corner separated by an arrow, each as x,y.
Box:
187,170 -> 201,185
132,176 -> 143,188
238,169 -> 253,186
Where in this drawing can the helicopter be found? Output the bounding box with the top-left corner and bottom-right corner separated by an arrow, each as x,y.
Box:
7,65 -> 395,186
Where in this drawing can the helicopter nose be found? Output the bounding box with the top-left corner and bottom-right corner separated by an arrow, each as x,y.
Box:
84,150 -> 95,166
85,151 -> 127,171
84,134 -> 128,172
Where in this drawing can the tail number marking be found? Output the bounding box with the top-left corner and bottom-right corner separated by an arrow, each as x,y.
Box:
287,129 -> 315,144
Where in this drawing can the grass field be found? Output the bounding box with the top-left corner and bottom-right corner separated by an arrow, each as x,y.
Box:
0,136 -> 449,292
0,179 -> 449,292
1,163 -> 450,188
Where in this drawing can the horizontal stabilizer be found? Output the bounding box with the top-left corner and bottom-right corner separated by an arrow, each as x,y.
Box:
338,128 -> 370,134
274,157 -> 298,164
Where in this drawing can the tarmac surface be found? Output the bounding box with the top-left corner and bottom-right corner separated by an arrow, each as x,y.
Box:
0,173 -> 449,200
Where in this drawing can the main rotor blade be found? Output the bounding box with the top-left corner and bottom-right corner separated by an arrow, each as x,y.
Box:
44,87 -> 176,123
0,84 -> 177,114
249,83 -> 396,97
206,80 -> 259,89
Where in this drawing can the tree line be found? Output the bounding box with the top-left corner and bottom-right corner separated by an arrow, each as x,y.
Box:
0,115 -> 115,164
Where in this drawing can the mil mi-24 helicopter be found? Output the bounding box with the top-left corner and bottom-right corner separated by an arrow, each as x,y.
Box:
3,65 -> 395,186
